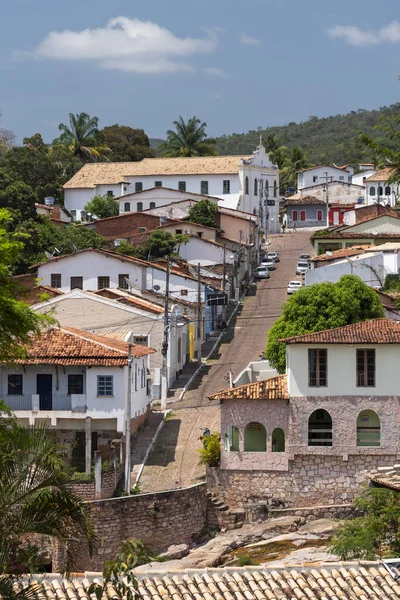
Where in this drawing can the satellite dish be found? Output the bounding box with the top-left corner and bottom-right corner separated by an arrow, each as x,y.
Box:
153,285 -> 161,291
371,231 -> 378,236
124,278 -> 143,297
326,251 -> 333,256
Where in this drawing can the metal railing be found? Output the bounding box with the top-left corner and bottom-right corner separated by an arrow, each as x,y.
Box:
52,395 -> 72,410
4,395 -> 32,410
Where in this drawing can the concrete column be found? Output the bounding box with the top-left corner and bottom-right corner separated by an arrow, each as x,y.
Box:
85,416 -> 92,476
111,450 -> 117,489
94,451 -> 102,500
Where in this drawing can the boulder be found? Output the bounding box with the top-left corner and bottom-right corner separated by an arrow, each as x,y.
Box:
158,544 -> 189,561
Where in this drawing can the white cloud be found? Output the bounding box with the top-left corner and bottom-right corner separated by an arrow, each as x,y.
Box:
31,16 -> 218,73
239,33 -> 261,46
203,67 -> 228,78
328,20 -> 400,46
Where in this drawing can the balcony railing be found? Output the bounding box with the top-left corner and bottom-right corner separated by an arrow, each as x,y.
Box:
4,394 -> 73,411
4,395 -> 32,411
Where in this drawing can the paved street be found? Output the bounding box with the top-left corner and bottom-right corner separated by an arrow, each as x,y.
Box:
139,231 -> 314,493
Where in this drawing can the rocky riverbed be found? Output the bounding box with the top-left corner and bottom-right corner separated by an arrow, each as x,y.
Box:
135,517 -> 343,573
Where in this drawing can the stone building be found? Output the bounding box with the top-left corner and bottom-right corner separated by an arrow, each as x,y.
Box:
208,319 -> 400,509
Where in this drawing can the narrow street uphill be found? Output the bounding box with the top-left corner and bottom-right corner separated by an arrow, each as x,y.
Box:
139,231 -> 314,493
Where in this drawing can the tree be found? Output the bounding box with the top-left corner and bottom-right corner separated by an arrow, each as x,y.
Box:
329,485 -> 400,559
0,110 -> 15,160
0,169 -> 38,220
359,110 -> 400,185
116,230 -> 185,261
188,199 -> 219,228
0,209 -> 54,360
158,116 -> 218,157
84,194 -> 120,219
0,412 -> 94,599
53,112 -> 110,161
280,146 -> 310,190
98,125 -> 155,162
266,275 -> 385,373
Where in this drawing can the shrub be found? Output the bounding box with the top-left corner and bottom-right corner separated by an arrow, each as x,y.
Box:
198,433 -> 221,467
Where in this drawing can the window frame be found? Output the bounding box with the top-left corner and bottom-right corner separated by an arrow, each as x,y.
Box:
369,186 -> 376,196
254,179 -> 258,196
154,181 -> 162,187
223,180 -> 231,194
244,177 -> 249,195
292,210 -> 298,222
70,276 -> 83,290
97,375 -> 114,397
178,181 -> 186,192
137,201 -> 143,212
124,202 -> 131,212
385,185 -> 391,196
300,210 -> 306,222
356,349 -> 375,387
8,374 -> 23,395
118,274 -> 129,289
135,182 -> 143,193
68,374 -> 84,395
317,209 -> 323,222
201,181 -> 209,195
149,202 -> 156,209
97,276 -> 110,290
308,349 -> 328,387
51,273 -> 62,288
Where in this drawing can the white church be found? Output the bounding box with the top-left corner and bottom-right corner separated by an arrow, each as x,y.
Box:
62,141 -> 281,233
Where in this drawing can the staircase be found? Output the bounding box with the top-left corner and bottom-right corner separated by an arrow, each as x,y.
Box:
206,492 -> 245,530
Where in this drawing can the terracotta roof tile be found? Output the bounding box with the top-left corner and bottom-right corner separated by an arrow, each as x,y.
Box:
64,156 -> 253,189
286,195 -> 325,205
282,318 -> 400,345
17,566 -> 400,600
365,167 -> 395,182
10,326 -> 155,366
209,375 -> 289,402
370,465 -> 400,491
311,245 -> 371,262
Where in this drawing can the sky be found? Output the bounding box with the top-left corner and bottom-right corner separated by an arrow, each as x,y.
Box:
1,0 -> 400,144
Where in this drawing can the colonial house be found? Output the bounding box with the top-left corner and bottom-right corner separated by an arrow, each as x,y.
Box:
208,319 -> 400,509
365,168 -> 399,207
31,289 -> 189,397
62,142 -> 281,232
285,196 -> 326,228
297,165 -> 353,189
1,326 -> 155,466
291,180 -> 365,207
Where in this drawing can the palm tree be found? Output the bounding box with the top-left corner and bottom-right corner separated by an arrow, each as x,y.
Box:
53,112 -> 109,161
158,116 -> 218,157
280,146 -> 310,190
0,407 -> 94,599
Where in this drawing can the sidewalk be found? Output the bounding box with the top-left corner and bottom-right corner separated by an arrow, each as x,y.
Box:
130,411 -> 164,483
165,298 -> 239,403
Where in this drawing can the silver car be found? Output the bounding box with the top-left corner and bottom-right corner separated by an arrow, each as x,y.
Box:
254,266 -> 270,279
296,261 -> 310,275
260,260 -> 276,271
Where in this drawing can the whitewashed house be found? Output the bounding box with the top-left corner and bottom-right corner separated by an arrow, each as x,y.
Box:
1,326 -> 155,464
297,165 -> 353,190
365,168 -> 399,207
63,142 -> 281,233
115,187 -> 219,215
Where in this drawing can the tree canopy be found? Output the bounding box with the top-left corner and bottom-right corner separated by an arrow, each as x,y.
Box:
158,116 -> 218,157
266,275 -> 384,373
188,199 -> 219,228
84,194 -> 120,219
98,125 -> 155,162
53,112 -> 110,161
116,230 -> 186,261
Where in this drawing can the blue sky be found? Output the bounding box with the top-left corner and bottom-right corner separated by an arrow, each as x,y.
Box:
1,0 -> 399,143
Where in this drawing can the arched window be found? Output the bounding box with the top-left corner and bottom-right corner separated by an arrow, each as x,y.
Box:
272,428 -> 285,452
224,426 -> 239,451
357,410 -> 380,447
137,202 -> 143,212
244,422 -> 266,452
273,180 -> 277,198
254,179 -> 258,196
149,202 -> 156,209
124,202 -> 131,212
308,409 -> 332,447
385,186 -> 391,196
265,180 -> 269,196
370,186 -> 376,196
378,186 -> 383,196
245,176 -> 249,195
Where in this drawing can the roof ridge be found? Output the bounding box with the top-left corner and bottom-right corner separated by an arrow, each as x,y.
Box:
58,327 -> 129,355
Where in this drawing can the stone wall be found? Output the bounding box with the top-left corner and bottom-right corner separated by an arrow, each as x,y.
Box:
54,483 -> 207,572
69,466 -> 123,501
208,454 -> 397,509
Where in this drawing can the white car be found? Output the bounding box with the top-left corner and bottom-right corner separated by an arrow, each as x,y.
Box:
254,266 -> 270,279
260,260 -> 276,271
299,253 -> 311,261
287,280 -> 303,295
267,251 -> 280,263
296,261 -> 310,275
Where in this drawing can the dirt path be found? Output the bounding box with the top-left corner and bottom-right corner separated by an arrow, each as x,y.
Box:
140,231 -> 314,492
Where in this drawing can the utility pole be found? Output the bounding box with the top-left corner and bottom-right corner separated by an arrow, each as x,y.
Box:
222,245 -> 227,292
197,262 -> 202,363
124,344 -> 133,494
161,258 -> 170,410
321,172 -> 333,227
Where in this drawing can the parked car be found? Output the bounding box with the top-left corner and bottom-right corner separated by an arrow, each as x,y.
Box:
296,261 -> 310,275
254,266 -> 270,279
260,260 -> 276,271
287,280 -> 303,295
299,253 -> 311,261
267,251 -> 280,263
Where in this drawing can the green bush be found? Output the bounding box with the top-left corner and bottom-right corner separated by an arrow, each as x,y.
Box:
198,433 -> 221,467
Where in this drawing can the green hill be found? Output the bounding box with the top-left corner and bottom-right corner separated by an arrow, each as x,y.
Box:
215,103 -> 400,165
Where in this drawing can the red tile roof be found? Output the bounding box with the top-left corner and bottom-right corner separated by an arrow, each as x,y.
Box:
209,375 -> 289,402
282,318 -> 400,344
12,327 -> 155,366
311,245 -> 370,262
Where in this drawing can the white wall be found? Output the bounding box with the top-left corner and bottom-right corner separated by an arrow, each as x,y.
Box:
146,266 -> 203,301
177,237 -> 226,264
37,252 -> 146,293
365,182 -> 398,207
352,170 -> 376,187
288,343 -> 400,397
298,166 -> 352,190
346,215 -> 400,234
305,253 -> 385,288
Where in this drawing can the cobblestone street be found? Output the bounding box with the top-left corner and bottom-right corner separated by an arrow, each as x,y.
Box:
140,231 -> 314,492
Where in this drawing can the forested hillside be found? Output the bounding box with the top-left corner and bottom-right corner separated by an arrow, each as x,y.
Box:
213,103 -> 400,165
